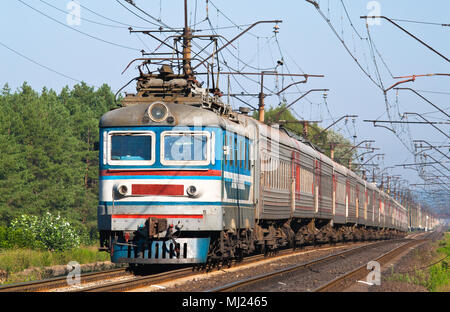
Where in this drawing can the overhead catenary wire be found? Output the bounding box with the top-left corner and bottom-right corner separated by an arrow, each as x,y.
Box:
208,0 -> 268,39
0,40 -> 100,88
115,0 -> 168,29
17,0 -> 141,52
202,17 -> 279,94
390,18 -> 450,27
203,1 -> 350,142
77,2 -> 157,29
305,0 -> 383,90
119,0 -> 178,31
39,0 -> 130,29
310,1 -> 429,157
360,16 -> 450,63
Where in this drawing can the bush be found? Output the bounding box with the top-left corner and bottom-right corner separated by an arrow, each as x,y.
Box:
0,225 -> 44,249
10,213 -> 81,251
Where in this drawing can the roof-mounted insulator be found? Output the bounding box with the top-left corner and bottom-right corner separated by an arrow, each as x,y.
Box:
273,24 -> 280,34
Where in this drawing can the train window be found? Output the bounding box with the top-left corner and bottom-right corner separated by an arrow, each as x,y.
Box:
336,181 -> 346,203
161,131 -> 211,165
108,131 -> 155,165
300,166 -> 314,195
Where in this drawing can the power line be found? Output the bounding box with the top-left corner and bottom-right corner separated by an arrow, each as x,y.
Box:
340,0 -> 366,40
305,0 -> 383,90
78,3 -> 152,29
208,0 -> 263,39
117,0 -> 175,30
360,16 -> 450,63
114,0 -> 165,28
415,89 -> 450,96
17,0 -> 141,52
202,18 -> 279,93
390,18 -> 450,27
195,23 -> 254,32
39,0 -> 127,29
205,15 -> 276,72
0,40 -> 90,86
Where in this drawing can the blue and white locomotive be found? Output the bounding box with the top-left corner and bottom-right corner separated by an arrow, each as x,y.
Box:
98,64 -> 408,265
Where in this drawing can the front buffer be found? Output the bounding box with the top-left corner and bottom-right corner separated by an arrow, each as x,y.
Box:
110,217 -> 211,264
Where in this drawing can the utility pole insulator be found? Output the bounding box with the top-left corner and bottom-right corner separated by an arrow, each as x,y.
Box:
258,92 -> 265,122
330,142 -> 335,161
302,121 -> 309,138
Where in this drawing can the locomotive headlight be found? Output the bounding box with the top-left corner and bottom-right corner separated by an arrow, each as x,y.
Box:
114,184 -> 129,197
186,185 -> 199,197
148,102 -> 168,122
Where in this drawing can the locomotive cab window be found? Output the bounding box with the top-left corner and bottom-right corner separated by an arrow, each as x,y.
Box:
107,131 -> 155,165
161,131 -> 211,165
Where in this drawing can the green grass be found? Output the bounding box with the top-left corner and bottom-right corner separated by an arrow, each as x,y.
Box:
387,269 -> 428,288
427,232 -> 450,292
386,232 -> 450,292
0,246 -> 110,284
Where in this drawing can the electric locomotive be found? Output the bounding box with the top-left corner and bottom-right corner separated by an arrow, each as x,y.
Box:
98,64 -> 259,264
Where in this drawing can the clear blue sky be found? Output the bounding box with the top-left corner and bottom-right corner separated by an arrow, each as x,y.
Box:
1,0 -> 448,214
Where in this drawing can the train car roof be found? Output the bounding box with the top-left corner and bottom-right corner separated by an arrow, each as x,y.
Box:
333,161 -> 348,176
347,169 -> 359,180
366,181 -> 378,191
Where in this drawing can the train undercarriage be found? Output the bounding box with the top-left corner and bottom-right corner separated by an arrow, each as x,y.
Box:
104,216 -> 406,267
206,218 -> 405,264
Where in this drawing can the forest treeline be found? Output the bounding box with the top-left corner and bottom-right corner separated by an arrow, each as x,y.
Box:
0,82 -> 118,236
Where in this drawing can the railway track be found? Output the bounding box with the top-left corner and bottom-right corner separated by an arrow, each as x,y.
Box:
78,240 -> 376,292
314,231 -> 436,292
313,239 -> 427,292
0,267 -> 130,292
206,233 -> 430,292
0,234 -> 428,292
79,247 -> 309,292
0,241 -> 369,292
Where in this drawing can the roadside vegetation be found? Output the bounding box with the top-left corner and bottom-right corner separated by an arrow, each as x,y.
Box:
0,211 -> 110,284
0,82 -> 118,284
387,232 -> 450,291
428,232 -> 450,291
0,247 -> 110,284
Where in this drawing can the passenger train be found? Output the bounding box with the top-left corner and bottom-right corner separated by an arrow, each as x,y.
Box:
96,63 -> 422,265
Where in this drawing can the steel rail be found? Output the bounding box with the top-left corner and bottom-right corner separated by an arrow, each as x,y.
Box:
79,241 -> 374,292
79,248 -> 302,292
0,267 -> 129,293
205,239 -> 404,292
314,233 -> 433,292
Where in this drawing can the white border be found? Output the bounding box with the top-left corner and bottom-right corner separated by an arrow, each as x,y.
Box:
160,130 -> 212,166
148,102 -> 169,122
107,131 -> 156,166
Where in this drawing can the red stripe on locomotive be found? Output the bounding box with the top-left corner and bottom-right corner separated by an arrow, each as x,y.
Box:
132,184 -> 184,195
